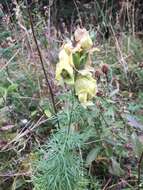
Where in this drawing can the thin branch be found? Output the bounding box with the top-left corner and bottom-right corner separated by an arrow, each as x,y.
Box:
0,172 -> 31,177
102,177 -> 112,190
25,1 -> 60,128
0,49 -> 20,72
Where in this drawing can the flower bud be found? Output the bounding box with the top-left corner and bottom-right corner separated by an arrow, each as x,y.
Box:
96,91 -> 103,97
101,64 -> 109,75
95,69 -> 102,79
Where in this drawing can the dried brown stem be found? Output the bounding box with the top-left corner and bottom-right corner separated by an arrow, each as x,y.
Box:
26,1 -> 60,128
137,152 -> 143,190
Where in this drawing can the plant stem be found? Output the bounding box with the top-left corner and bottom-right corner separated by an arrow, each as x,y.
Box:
26,1 -> 60,128
67,89 -> 75,134
137,152 -> 143,190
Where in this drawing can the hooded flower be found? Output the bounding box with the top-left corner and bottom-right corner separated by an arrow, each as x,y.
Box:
74,28 -> 93,50
75,70 -> 97,107
55,43 -> 74,85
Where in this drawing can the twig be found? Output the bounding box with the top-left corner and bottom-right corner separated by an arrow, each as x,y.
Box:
102,177 -> 112,190
137,152 -> 143,190
25,0 -> 60,128
0,49 -> 20,72
0,172 -> 31,177
73,0 -> 83,27
107,179 -> 134,190
110,23 -> 128,79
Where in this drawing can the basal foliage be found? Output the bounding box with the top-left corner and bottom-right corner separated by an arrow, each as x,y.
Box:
32,128 -> 95,190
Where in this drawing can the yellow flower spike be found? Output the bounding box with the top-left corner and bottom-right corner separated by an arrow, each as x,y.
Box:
75,71 -> 97,107
74,28 -> 93,50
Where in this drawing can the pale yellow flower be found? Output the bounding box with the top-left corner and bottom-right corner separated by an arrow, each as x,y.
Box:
55,60 -> 74,85
74,28 -> 93,50
59,43 -> 74,66
80,35 -> 93,50
75,70 -> 97,107
55,47 -> 74,85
